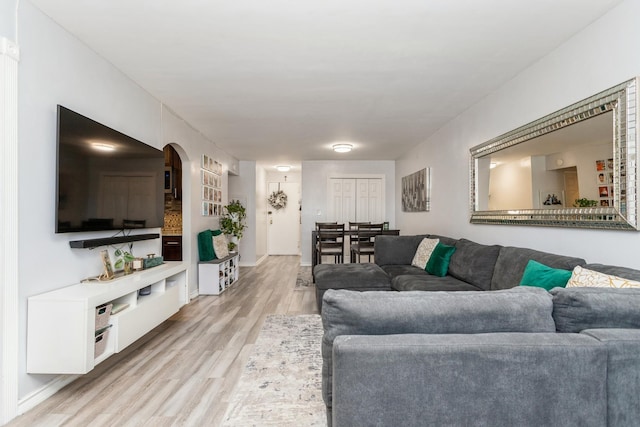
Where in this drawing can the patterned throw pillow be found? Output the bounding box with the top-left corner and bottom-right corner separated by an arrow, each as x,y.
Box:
411,238 -> 440,269
566,265 -> 640,288
212,234 -> 229,259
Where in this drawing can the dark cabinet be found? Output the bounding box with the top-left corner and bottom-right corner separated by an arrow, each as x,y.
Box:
162,236 -> 182,261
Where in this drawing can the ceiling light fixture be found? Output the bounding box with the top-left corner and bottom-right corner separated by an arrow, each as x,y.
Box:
332,143 -> 353,153
276,165 -> 291,172
91,142 -> 115,152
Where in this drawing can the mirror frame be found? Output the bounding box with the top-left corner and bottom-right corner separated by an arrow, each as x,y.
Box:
470,78 -> 638,230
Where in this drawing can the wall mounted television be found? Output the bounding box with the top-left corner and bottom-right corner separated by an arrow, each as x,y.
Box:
56,105 -> 165,233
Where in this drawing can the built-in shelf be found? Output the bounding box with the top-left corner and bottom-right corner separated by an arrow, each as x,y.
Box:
69,233 -> 160,249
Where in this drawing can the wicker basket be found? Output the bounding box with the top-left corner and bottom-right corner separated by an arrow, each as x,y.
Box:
94,327 -> 111,358
95,303 -> 113,330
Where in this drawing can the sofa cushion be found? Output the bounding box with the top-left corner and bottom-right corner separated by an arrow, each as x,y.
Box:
582,263 -> 640,281
321,287 -> 556,408
491,246 -> 586,291
425,243 -> 456,277
567,265 -> 640,288
519,260 -> 572,291
381,264 -> 429,278
551,287 -> 640,332
391,274 -> 483,292
411,238 -> 439,269
447,238 -> 502,291
313,263 -> 391,312
374,234 -> 430,266
580,328 -> 640,426
331,333 -> 606,427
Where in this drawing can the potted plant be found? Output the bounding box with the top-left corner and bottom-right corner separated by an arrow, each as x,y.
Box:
114,247 -> 135,274
220,200 -> 247,252
573,198 -> 598,207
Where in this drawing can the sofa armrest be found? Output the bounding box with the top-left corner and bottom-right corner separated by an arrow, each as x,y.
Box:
331,333 -> 606,427
581,328 -> 640,426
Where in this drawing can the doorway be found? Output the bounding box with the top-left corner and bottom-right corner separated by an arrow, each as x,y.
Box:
267,182 -> 301,255
162,145 -> 183,261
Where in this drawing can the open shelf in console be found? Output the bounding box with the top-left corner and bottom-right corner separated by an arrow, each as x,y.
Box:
69,233 -> 160,249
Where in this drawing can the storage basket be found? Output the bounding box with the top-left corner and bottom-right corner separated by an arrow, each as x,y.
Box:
95,303 -> 113,330
94,326 -> 111,358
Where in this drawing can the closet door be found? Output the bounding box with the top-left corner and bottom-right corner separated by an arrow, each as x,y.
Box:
329,179 -> 356,223
329,178 -> 383,223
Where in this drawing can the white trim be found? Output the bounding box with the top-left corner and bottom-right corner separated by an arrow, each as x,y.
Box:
17,375 -> 78,415
238,253 -> 268,267
0,36 -> 20,425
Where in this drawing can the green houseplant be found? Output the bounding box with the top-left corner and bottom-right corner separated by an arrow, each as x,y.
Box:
573,198 -> 599,207
220,200 -> 247,252
114,247 -> 135,274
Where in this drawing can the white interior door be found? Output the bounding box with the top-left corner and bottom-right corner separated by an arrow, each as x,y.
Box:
267,182 -> 300,255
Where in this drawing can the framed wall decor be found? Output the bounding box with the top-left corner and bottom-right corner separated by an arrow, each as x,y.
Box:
201,153 -> 223,216
401,168 -> 431,212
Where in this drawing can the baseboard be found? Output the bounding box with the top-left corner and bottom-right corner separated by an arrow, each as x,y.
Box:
17,374 -> 78,415
238,254 -> 268,267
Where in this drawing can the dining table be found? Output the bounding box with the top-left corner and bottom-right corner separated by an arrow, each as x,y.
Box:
311,228 -> 400,268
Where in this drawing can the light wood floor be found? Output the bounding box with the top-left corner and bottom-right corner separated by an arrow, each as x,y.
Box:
9,255 -> 317,427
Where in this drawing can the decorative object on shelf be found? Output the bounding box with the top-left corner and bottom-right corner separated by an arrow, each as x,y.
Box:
143,254 -> 164,269
574,198 -> 599,207
268,188 -> 288,210
220,200 -> 247,252
100,250 -> 115,280
401,168 -> 431,212
114,247 -> 135,275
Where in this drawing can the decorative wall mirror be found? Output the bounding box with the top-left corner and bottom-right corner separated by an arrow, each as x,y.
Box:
470,78 -> 638,230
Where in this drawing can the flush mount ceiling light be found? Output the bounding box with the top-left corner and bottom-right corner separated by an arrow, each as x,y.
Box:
91,142 -> 115,152
332,143 -> 353,153
276,165 -> 291,172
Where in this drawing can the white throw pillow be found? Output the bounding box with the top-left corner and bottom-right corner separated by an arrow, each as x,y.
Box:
411,238 -> 440,269
212,234 -> 229,259
566,265 -> 640,288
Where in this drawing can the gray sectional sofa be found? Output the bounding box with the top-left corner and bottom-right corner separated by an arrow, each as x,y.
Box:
314,234 -> 640,426
322,287 -> 640,427
314,233 -> 587,311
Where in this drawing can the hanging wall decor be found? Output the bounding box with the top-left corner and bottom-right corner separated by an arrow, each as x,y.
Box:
268,187 -> 288,210
401,168 -> 431,212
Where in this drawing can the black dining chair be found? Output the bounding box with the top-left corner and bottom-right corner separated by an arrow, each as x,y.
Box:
350,223 -> 383,263
316,223 -> 346,265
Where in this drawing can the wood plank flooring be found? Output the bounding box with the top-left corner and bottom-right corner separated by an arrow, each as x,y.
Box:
8,255 -> 317,427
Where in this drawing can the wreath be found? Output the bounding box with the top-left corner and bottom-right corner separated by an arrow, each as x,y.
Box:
268,190 -> 288,210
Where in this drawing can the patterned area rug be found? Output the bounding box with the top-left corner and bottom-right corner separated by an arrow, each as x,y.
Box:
295,265 -> 314,289
222,314 -> 326,426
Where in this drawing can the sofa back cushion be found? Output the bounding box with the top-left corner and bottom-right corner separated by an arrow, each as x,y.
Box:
491,246 -> 586,290
374,234 -> 429,266
551,287 -> 640,332
447,238 -> 502,290
321,287 -> 556,407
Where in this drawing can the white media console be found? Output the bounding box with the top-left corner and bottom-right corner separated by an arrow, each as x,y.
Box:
27,262 -> 188,374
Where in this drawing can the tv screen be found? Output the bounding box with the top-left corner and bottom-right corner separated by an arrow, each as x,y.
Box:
56,105 -> 165,233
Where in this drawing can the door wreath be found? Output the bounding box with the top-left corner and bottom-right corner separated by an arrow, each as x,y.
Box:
268,189 -> 288,210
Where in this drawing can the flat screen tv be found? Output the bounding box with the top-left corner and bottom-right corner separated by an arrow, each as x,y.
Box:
56,105 -> 165,233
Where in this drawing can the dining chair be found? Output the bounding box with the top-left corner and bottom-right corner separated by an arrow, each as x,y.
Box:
350,223 -> 383,263
316,223 -> 346,265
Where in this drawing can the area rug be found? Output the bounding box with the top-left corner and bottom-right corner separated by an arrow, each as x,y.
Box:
295,265 -> 314,290
222,314 -> 326,426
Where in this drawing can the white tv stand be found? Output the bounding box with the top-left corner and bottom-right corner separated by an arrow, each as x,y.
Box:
27,262 -> 188,374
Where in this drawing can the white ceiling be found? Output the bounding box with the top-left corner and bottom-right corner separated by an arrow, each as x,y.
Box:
29,0 -> 622,168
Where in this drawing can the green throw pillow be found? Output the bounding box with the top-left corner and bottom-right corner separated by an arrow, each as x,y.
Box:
425,243 -> 456,277
519,260 -> 572,291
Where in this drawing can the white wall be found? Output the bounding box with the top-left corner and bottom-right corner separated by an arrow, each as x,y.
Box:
229,161 -> 258,265
16,2 -> 237,402
301,160 -> 395,265
396,0 -> 640,268
1,1 -> 16,41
